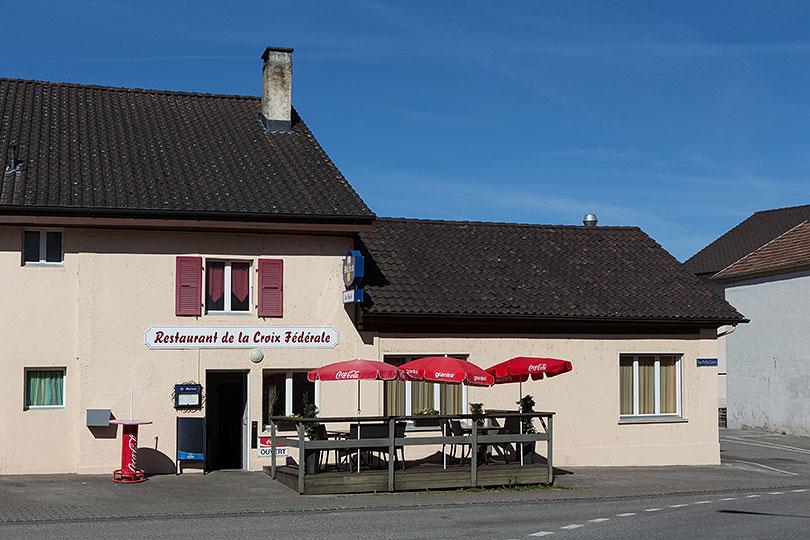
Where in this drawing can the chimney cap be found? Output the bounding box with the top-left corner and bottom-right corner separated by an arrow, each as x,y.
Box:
583,213 -> 598,227
262,46 -> 294,61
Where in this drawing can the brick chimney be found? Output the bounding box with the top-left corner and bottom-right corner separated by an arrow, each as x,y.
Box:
260,46 -> 294,132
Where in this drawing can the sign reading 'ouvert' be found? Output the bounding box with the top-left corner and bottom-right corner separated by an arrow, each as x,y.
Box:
144,327 -> 339,350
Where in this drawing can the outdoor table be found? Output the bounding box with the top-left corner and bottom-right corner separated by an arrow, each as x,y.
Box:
478,426 -> 510,464
109,420 -> 152,483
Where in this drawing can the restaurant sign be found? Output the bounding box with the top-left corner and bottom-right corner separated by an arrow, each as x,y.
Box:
258,437 -> 288,457
145,326 -> 339,350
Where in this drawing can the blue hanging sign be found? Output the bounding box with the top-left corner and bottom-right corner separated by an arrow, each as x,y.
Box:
342,250 -> 364,288
696,358 -> 718,367
342,288 -> 364,304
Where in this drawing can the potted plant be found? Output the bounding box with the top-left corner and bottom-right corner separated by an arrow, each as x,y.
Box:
301,394 -> 323,474
517,395 -> 536,463
469,402 -> 485,427
412,407 -> 441,427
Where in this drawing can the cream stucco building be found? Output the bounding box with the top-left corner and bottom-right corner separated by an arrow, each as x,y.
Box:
0,48 -> 743,476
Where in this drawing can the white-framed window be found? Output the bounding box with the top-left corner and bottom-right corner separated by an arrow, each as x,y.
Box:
25,368 -> 65,409
619,354 -> 681,417
22,230 -> 63,265
205,260 -> 251,313
262,370 -> 317,428
383,355 -> 467,416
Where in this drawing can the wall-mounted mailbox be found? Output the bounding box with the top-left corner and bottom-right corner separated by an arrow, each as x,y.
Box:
174,384 -> 202,409
86,409 -> 112,427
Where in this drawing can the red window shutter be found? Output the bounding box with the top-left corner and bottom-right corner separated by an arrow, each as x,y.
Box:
258,259 -> 283,317
176,256 -> 202,316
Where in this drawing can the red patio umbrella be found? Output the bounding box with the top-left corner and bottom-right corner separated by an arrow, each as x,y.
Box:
308,359 -> 406,473
486,357 -> 573,384
484,357 -> 572,466
307,359 -> 406,415
399,356 -> 494,386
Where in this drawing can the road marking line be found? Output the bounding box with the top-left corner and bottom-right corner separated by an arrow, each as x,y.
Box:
792,489 -> 808,493
560,524 -> 583,530
669,504 -> 689,507
529,532 -> 554,537
616,512 -> 636,517
644,508 -> 662,512
588,518 -> 610,523
720,497 -> 738,501
746,494 -> 761,498
720,438 -> 810,455
727,459 -> 799,476
768,492 -> 785,495
694,501 -> 712,504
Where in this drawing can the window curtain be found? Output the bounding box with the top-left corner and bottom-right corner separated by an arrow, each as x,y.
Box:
440,384 -> 462,414
411,381 -> 434,413
27,370 -> 63,407
660,355 -> 677,414
619,359 -> 634,415
207,261 -> 225,303
638,356 -> 656,415
384,380 -> 406,416
231,262 -> 250,303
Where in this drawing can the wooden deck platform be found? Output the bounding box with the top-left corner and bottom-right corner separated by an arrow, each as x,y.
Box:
265,459 -> 553,495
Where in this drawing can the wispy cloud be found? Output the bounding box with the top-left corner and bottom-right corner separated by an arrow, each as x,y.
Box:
540,148 -> 643,161
67,56 -> 253,64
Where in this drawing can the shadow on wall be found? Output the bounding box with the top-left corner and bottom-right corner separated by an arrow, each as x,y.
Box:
88,425 -> 118,439
138,447 -> 176,475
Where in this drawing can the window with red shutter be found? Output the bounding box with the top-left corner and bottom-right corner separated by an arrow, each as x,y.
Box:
176,256 -> 202,316
257,259 -> 283,317
205,260 -> 251,313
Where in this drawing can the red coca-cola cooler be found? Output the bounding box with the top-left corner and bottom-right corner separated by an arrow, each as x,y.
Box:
110,420 -> 152,483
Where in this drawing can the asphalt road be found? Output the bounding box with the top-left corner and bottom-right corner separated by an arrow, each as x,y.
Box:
1,429 -> 808,539
1,489 -> 808,539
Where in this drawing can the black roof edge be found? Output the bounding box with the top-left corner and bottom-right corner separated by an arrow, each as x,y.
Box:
0,205 -> 376,223
362,312 -> 748,326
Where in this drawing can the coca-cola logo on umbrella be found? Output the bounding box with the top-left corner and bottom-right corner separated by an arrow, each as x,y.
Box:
335,370 -> 360,379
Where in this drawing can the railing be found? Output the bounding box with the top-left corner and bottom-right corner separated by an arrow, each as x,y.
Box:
267,412 -> 554,494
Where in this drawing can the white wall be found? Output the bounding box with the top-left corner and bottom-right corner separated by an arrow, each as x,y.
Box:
725,269 -> 810,435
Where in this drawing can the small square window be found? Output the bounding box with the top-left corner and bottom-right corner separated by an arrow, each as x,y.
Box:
25,369 -> 65,408
206,260 -> 251,313
23,230 -> 63,265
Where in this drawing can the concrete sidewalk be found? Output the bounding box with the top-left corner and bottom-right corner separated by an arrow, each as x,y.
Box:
1,429 -> 807,524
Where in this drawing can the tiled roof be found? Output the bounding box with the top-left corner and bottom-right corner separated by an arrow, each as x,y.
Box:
0,78 -> 373,220
713,221 -> 810,280
358,218 -> 744,322
683,204 -> 810,276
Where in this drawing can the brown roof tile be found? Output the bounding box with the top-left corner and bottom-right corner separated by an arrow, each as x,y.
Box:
0,78 -> 374,220
358,218 -> 743,322
713,221 -> 810,280
683,204 -> 810,276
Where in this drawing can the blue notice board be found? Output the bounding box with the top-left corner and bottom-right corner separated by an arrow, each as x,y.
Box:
697,358 -> 718,367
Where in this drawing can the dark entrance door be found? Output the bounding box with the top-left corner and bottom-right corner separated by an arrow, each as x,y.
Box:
206,371 -> 247,470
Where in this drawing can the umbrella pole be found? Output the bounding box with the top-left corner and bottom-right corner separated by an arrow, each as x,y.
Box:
518,381 -> 524,466
357,380 -> 361,474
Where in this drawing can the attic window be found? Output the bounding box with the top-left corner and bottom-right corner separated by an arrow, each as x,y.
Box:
23,230 -> 63,265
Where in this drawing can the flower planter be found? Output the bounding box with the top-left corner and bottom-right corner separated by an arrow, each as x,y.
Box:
305,449 -> 320,475
276,421 -> 298,432
412,417 -> 442,428
521,441 -> 535,464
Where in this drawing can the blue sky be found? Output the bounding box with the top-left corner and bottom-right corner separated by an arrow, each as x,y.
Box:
4,1 -> 810,261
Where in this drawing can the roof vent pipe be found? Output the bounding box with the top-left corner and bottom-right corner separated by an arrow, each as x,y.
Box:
7,144 -> 18,171
583,213 -> 598,227
260,46 -> 294,132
